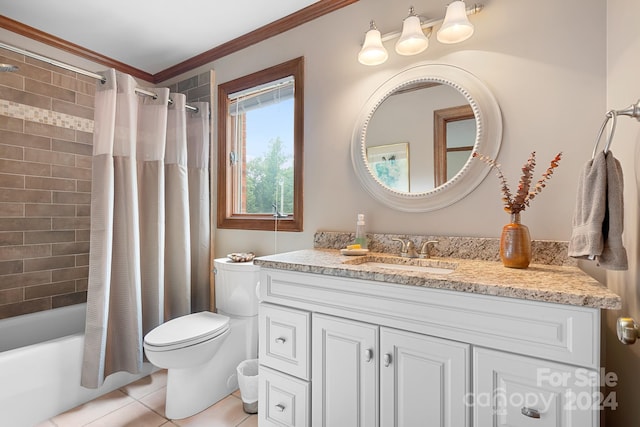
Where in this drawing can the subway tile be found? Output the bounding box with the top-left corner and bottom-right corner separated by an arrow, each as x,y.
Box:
76,205 -> 90,217
0,158 -> 52,177
0,218 -> 51,231
0,116 -> 24,133
26,176 -> 76,191
0,298 -> 51,319
198,71 -> 211,87
52,217 -> 90,231
0,232 -> 23,246
52,241 -> 90,256
24,255 -> 75,272
25,147 -> 75,166
52,290 -> 86,308
177,76 -> 199,92
0,270 -> 51,290
187,84 -> 210,102
53,138 -> 93,156
52,99 -> 94,120
0,259 -> 23,275
25,230 -> 75,244
51,72 -> 79,91
0,129 -> 50,150
75,278 -> 88,292
52,266 -> 88,282
17,58 -> 54,82
0,188 -> 52,203
0,143 -> 24,160
52,164 -> 91,180
0,173 -> 25,188
25,121 -> 75,140
0,68 -> 24,91
0,244 -> 51,261
75,253 -> 89,266
0,49 -> 24,62
52,191 -> 91,204
25,57 -> 71,79
75,229 -> 90,242
77,180 -> 92,193
76,130 -> 93,145
0,287 -> 23,305
76,155 -> 92,169
25,203 -> 75,217
0,85 -> 52,110
24,280 -> 76,299
25,78 -> 76,102
77,92 -> 96,108
0,203 -> 24,217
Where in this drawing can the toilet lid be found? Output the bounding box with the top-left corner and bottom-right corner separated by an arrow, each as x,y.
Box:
144,311 -> 229,348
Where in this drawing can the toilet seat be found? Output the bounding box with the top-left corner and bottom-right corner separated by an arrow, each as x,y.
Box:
144,311 -> 230,352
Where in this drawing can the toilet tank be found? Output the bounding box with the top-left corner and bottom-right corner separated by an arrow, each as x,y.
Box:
213,258 -> 260,316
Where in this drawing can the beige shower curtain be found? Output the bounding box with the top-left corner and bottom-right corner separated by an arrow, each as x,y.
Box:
82,69 -> 210,388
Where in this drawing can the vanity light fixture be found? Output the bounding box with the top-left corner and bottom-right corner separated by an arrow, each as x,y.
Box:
358,2 -> 483,66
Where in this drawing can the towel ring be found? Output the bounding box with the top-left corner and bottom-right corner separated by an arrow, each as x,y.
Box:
591,110 -> 617,159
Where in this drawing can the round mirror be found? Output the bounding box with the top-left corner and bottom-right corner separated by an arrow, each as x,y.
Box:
351,64 -> 502,212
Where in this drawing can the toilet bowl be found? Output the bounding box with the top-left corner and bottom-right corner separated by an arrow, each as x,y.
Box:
143,258 -> 260,419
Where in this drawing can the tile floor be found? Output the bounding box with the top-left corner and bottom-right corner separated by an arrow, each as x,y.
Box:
35,370 -> 257,427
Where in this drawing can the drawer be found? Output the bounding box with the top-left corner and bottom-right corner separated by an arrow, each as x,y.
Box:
259,303 -> 311,380
259,366 -> 310,427
474,348 -> 599,427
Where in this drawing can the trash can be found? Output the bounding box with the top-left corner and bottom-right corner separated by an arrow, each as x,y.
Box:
236,359 -> 259,414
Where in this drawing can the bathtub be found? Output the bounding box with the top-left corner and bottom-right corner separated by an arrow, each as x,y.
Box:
0,303 -> 154,427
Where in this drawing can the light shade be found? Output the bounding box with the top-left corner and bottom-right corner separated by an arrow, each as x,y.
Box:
395,12 -> 429,56
358,21 -> 389,66
437,1 -> 474,44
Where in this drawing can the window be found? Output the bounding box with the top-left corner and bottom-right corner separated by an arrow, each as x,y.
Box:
217,57 -> 304,231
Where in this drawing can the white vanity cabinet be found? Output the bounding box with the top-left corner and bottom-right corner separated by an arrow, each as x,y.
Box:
257,267 -> 603,427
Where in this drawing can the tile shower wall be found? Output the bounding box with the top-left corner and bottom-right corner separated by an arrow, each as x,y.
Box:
0,47 -> 95,320
168,71 -> 211,104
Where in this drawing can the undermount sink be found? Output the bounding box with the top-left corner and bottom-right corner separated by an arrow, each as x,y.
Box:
343,255 -> 457,275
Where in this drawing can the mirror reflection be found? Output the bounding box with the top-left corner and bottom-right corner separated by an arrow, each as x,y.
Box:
365,82 -> 476,193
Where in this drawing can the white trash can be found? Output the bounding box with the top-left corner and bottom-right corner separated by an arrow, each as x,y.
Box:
236,359 -> 259,414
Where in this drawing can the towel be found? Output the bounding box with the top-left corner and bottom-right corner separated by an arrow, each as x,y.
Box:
598,152 -> 628,270
568,150 -> 628,270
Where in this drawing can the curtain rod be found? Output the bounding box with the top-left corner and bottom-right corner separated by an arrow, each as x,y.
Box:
0,42 -> 199,113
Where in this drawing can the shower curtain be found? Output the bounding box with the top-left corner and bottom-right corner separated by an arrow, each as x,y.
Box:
81,69 -> 210,388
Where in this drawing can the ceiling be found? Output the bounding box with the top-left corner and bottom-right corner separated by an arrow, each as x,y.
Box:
0,0 -> 327,79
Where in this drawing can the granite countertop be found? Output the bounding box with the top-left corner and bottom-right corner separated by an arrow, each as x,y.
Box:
254,249 -> 621,310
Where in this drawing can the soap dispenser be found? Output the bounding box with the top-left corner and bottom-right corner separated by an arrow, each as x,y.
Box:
355,213 -> 368,249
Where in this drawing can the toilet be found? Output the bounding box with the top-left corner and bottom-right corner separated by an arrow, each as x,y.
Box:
143,258 -> 260,419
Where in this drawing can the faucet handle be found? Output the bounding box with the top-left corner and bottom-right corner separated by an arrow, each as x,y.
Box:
420,240 -> 438,259
392,238 -> 407,254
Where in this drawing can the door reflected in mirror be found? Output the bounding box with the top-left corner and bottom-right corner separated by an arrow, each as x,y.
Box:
434,104 -> 475,187
365,82 -> 473,193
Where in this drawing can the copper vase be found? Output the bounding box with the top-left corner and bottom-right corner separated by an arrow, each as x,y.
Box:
500,212 -> 532,268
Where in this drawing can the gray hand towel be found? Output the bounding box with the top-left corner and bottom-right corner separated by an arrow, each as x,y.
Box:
598,151 -> 628,270
568,151 -> 607,259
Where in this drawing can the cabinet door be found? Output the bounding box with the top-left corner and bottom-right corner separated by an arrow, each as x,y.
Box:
380,328 -> 471,427
474,348 -> 598,427
312,313 -> 378,427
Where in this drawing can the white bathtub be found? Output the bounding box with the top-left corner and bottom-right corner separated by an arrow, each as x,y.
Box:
0,304 -> 154,427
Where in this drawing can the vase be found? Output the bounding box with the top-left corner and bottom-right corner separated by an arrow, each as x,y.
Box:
500,212 -> 532,268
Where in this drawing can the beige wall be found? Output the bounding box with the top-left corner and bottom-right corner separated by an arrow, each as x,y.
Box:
605,0 -> 640,424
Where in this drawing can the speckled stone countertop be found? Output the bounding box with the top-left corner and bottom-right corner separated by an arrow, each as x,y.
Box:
254,249 -> 621,310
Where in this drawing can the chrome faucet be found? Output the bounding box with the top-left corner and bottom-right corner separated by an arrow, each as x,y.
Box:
392,238 -> 419,258
420,240 -> 438,259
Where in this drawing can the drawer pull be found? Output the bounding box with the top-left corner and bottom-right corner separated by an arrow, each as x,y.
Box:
275,403 -> 286,412
275,337 -> 286,344
383,353 -> 392,367
521,407 -> 541,419
364,349 -> 373,362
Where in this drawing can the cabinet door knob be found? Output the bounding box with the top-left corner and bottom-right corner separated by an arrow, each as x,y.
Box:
275,337 -> 286,344
364,349 -> 373,362
521,407 -> 541,418
383,353 -> 392,367
275,403 -> 286,412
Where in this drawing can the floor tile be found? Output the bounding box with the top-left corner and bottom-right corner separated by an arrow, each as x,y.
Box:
120,369 -> 168,399
139,387 -> 168,417
237,415 -> 258,427
51,389 -> 135,426
173,395 -> 249,427
84,401 -> 167,427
